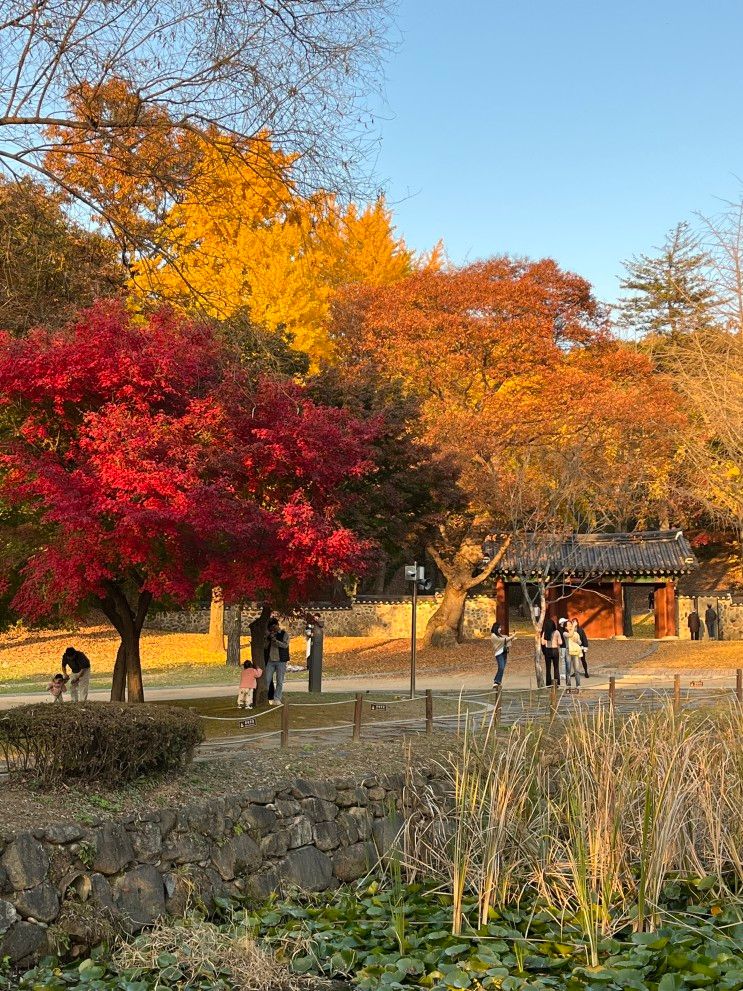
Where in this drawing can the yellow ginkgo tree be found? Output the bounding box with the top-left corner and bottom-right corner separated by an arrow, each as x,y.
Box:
134,135 -> 430,363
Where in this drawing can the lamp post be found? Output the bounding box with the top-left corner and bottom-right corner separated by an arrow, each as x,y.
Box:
405,562 -> 426,699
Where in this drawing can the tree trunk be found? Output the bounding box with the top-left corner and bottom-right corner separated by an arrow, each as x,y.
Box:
423,535 -> 513,648
100,582 -> 152,703
424,583 -> 469,647
123,624 -> 145,703
250,604 -> 272,706
226,605 -> 242,666
209,586 -> 225,652
110,643 -> 126,702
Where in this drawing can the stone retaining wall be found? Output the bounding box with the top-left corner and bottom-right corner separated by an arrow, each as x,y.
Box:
0,770 -> 440,967
146,597 -> 498,640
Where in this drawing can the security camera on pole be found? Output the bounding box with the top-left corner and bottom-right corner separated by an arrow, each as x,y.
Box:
404,563 -> 432,699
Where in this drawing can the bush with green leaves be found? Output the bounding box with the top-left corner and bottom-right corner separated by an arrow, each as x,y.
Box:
0,702 -> 203,785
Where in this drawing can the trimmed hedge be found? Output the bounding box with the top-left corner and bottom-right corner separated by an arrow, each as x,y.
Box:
0,702 -> 204,786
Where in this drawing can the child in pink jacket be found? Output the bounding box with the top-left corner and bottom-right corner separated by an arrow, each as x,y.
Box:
237,660 -> 263,709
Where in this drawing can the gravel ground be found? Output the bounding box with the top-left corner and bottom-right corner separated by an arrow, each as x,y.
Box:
0,732 -> 459,836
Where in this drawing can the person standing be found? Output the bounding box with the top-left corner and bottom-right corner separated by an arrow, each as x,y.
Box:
490,622 -> 516,687
264,618 -> 290,706
687,609 -> 701,641
565,620 -> 582,688
557,618 -> 569,685
237,659 -> 262,709
704,604 -> 718,640
61,647 -> 92,702
576,621 -> 590,677
541,618 -> 560,687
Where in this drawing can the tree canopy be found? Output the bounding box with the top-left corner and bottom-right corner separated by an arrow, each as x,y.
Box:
0,302 -> 377,700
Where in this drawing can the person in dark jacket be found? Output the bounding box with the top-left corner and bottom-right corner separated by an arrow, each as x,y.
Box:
576,622 -> 590,677
704,604 -> 718,640
541,618 -> 560,687
61,646 -> 92,702
688,610 -> 701,641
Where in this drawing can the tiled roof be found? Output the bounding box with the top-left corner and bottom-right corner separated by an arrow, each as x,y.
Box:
482,530 -> 698,578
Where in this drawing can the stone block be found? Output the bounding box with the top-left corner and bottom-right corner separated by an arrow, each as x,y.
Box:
0,921 -> 48,965
129,822 -> 162,863
274,798 -> 301,818
243,786 -> 277,804
162,831 -> 210,864
210,833 -> 262,882
313,821 -> 341,852
336,812 -> 360,845
184,800 -> 226,838
244,866 -> 281,902
239,805 -> 277,836
91,824 -> 134,876
332,842 -> 377,883
2,834 -> 49,889
44,825 -> 84,845
291,779 -> 337,802
372,815 -> 404,860
300,798 -> 338,823
13,881 -> 60,923
348,808 -> 373,840
90,873 -> 115,913
0,899 -> 17,934
260,831 -> 289,858
336,787 -> 367,808
113,865 -> 166,927
367,787 -> 386,802
279,847 -> 333,892
286,816 -> 313,849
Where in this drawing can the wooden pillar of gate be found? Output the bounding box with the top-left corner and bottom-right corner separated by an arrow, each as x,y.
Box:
495,579 -> 509,634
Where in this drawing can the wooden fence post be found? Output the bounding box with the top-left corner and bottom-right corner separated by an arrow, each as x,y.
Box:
608,676 -> 616,709
736,669 -> 742,705
425,690 -> 433,735
673,674 -> 681,715
353,693 -> 363,741
280,701 -> 289,747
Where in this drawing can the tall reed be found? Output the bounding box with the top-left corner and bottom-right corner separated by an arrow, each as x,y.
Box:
403,701 -> 743,939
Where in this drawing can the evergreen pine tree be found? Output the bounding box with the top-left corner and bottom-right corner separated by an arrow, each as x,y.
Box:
619,222 -> 717,337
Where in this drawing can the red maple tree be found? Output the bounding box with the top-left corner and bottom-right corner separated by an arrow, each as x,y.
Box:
0,303 -> 375,701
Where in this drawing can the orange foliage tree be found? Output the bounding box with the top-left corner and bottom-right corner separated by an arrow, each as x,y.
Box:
334,258 -> 683,650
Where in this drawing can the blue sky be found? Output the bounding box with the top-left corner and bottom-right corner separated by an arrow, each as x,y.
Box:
372,0 -> 743,304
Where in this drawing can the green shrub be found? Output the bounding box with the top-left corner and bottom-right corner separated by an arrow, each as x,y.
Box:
0,702 -> 203,786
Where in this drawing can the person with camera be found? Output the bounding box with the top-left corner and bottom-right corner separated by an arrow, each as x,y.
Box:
264,617 -> 290,706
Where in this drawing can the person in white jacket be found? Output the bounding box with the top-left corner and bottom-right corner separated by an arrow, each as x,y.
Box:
490,622 -> 516,687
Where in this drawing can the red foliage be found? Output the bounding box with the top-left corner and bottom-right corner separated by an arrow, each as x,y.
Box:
0,302 -> 375,624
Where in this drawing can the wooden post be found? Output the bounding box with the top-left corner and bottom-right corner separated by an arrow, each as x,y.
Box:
673,674 -> 681,715
425,689 -> 433,734
280,700 -> 289,747
353,693 -> 363,741
612,581 -> 624,637
609,675 -> 616,708
654,584 -> 665,639
495,578 -> 509,634
665,580 -> 677,638
736,668 -> 742,705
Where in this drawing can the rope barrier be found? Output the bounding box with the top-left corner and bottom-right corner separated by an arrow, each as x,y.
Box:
197,707 -> 278,722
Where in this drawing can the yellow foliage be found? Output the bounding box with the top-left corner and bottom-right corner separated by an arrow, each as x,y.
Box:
133,136 -> 423,363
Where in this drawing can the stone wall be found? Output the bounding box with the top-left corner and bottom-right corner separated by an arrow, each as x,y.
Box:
677,594 -> 743,640
0,770 -> 441,967
146,597 -> 499,640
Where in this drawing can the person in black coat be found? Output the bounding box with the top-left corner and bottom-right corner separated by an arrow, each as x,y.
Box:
688,610 -> 701,641
541,618 -> 560,687
576,622 -> 589,678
